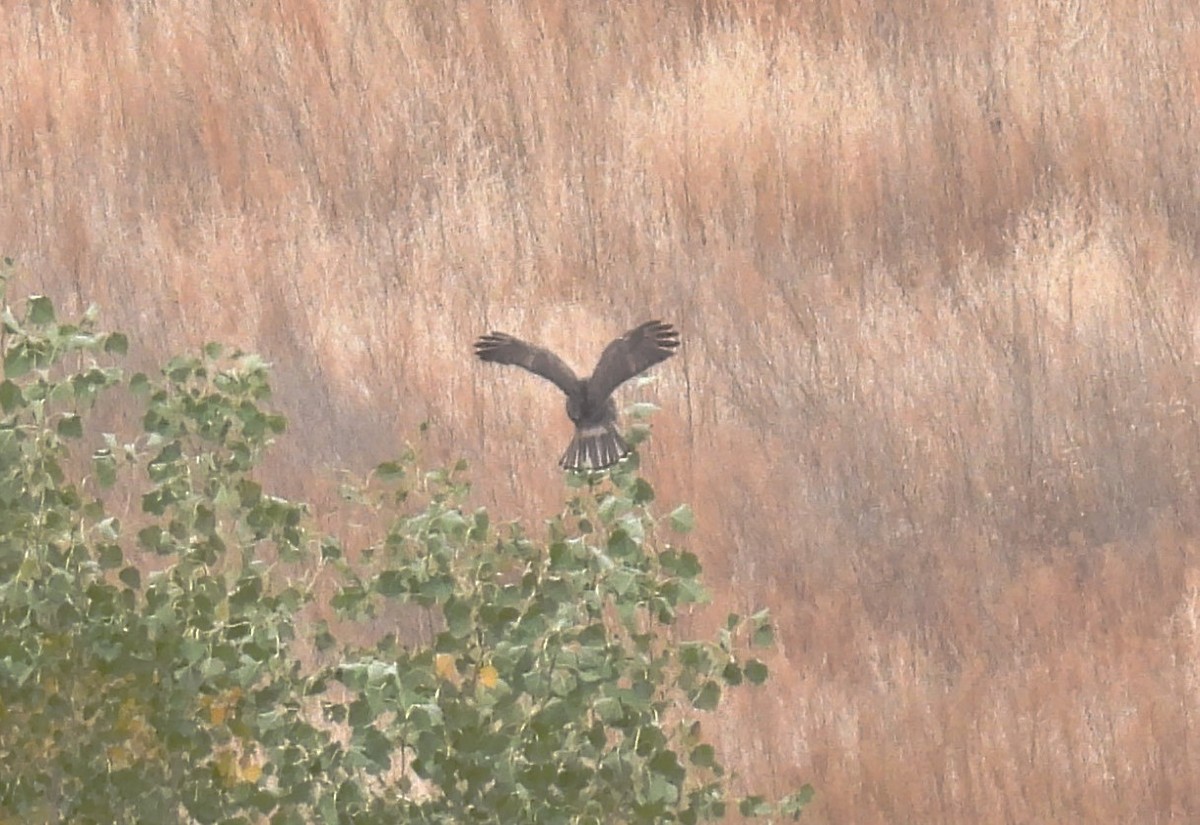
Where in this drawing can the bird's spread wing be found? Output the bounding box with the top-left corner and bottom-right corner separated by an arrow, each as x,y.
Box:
586,320 -> 680,402
474,332 -> 580,396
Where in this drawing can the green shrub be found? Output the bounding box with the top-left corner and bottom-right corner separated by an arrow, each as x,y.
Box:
0,267 -> 811,823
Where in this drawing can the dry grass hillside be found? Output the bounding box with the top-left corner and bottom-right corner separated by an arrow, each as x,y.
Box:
4,0 -> 1200,820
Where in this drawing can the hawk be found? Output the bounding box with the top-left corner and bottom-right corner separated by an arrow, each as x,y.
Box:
474,320 -> 680,471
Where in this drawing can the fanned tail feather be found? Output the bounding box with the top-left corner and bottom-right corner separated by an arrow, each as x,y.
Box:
559,424 -> 630,471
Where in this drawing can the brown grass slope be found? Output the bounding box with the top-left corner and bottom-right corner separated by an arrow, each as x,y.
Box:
4,0 -> 1200,820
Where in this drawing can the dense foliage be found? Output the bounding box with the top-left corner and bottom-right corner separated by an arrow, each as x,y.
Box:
0,270 -> 810,823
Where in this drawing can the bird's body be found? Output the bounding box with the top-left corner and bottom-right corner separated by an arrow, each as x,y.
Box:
564,381 -> 615,426
474,320 -> 680,471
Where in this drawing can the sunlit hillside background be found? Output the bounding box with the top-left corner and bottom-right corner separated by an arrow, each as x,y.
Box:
5,1 -> 1200,820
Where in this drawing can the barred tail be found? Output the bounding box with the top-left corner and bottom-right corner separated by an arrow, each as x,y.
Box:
559,424 -> 630,471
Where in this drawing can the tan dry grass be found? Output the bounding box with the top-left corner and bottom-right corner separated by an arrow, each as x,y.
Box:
4,0 -> 1200,820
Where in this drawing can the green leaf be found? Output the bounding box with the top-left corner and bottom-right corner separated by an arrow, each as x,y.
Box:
744,610 -> 774,650
663,550 -> 702,578
57,413 -> 83,438
435,509 -> 468,536
376,570 -> 410,597
607,528 -> 638,558
137,525 -> 163,550
141,489 -> 171,516
630,477 -> 655,504
230,575 -> 263,609
315,622 -> 337,652
372,460 -> 405,479
119,566 -> 141,589
357,727 -> 392,773
238,479 -> 262,507
594,696 -> 623,723
779,785 -> 816,814
27,295 -> 55,324
744,660 -> 769,685
4,344 -> 31,378
332,583 -> 369,615
444,598 -> 473,639
0,379 -> 23,411
668,504 -> 695,533
752,623 -> 775,648
692,680 -> 721,711
98,543 -> 123,569
649,749 -> 685,784
104,332 -> 129,355
626,401 -> 660,419
320,537 -> 343,560
689,744 -> 716,768
94,516 -> 120,540
469,508 -> 489,541
608,569 -> 638,597
738,795 -> 770,817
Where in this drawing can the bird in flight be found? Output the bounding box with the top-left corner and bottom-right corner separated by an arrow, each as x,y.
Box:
474,320 -> 680,471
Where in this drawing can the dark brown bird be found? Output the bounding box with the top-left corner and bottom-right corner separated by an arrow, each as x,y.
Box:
473,320 -> 680,471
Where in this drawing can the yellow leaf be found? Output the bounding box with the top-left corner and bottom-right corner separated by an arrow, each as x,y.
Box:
478,664 -> 499,689
215,750 -> 237,784
239,757 -> 263,783
107,745 -> 132,768
435,653 -> 459,681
